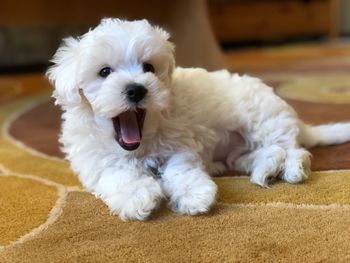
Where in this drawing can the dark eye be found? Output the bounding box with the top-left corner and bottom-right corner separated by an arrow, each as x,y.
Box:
142,63 -> 155,73
99,67 -> 113,78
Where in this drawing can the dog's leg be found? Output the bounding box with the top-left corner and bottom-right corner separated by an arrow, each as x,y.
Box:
235,145 -> 287,187
207,161 -> 227,175
93,162 -> 164,221
282,148 -> 311,183
235,144 -> 311,187
160,151 -> 217,215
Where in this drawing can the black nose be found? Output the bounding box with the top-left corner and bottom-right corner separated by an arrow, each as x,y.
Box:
125,83 -> 148,103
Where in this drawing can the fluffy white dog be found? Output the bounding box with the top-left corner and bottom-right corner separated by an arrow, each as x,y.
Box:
47,18 -> 350,221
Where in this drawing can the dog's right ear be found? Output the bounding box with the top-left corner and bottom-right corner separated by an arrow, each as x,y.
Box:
46,37 -> 81,107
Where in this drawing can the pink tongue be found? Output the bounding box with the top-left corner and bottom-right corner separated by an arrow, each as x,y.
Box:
118,111 -> 140,144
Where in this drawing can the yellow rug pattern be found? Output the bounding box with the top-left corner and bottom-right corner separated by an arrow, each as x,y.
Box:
1,49 -> 350,262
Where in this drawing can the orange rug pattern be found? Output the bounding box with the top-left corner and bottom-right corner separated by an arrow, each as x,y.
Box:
1,44 -> 350,262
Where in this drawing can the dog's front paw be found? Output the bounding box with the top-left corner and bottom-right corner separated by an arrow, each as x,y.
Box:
169,178 -> 217,216
105,177 -> 164,221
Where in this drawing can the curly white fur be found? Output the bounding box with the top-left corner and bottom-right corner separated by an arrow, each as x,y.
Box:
47,18 -> 350,221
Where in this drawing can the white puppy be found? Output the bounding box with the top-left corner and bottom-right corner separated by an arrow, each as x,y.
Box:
47,18 -> 350,221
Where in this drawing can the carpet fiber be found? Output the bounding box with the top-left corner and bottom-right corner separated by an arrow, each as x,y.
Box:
1,44 -> 350,262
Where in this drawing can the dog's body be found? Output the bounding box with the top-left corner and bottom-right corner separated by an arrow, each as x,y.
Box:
48,19 -> 350,220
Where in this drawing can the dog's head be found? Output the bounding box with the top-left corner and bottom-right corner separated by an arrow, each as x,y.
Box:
47,18 -> 175,151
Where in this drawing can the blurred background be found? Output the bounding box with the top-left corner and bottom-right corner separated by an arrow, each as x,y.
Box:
0,0 -> 349,74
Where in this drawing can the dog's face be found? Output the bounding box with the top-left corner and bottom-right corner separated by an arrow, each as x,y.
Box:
47,19 -> 175,151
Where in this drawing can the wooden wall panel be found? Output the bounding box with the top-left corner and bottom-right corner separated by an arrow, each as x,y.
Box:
209,0 -> 338,42
0,0 -> 167,26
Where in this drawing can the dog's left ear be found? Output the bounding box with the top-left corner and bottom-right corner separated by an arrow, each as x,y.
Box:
46,37 -> 81,108
155,26 -> 176,78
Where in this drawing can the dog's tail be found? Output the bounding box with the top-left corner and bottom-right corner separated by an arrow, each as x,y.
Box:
299,122 -> 350,148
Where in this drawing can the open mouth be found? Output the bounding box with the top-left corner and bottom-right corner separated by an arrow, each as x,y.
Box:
112,108 -> 146,151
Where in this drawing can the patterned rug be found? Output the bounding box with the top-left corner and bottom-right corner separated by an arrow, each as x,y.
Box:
1,44 -> 350,262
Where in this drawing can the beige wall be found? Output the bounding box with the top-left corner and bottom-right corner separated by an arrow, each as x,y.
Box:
340,0 -> 350,34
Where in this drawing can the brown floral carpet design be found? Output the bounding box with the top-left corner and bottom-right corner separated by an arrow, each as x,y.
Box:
1,44 -> 350,262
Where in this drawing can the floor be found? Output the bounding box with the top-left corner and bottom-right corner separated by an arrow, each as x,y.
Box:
1,41 -> 350,262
